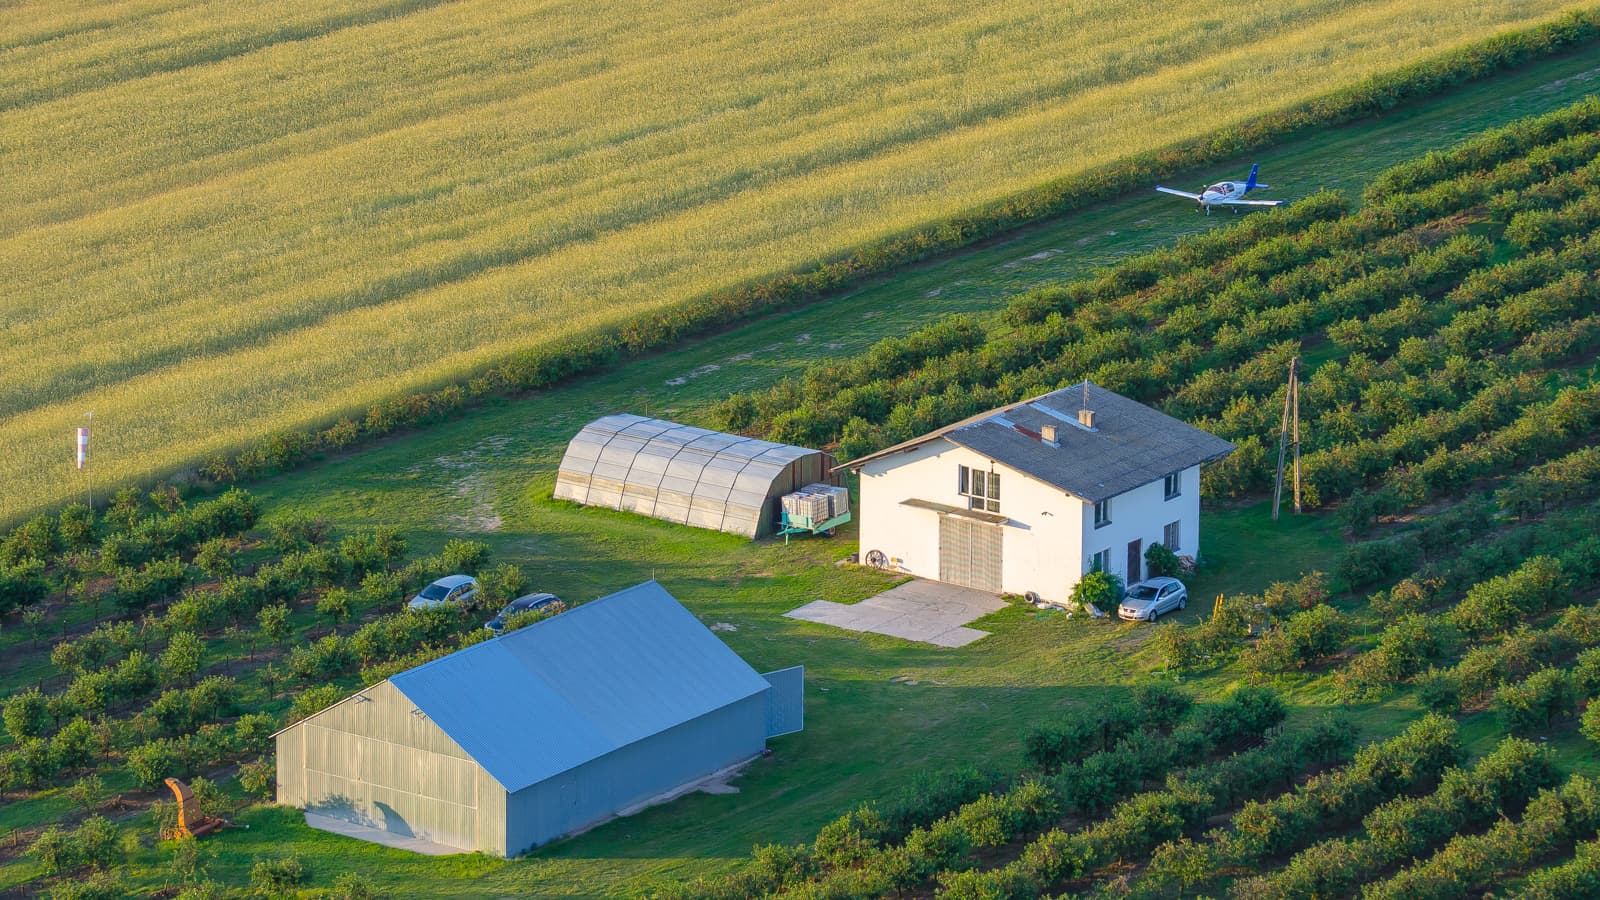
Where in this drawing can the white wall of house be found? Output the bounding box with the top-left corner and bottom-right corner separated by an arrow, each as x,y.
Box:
858,438 -> 1081,603
1078,464 -> 1200,587
859,445 -> 1201,604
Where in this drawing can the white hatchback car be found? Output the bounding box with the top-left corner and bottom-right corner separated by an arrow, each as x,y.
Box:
1118,577 -> 1188,622
407,574 -> 480,611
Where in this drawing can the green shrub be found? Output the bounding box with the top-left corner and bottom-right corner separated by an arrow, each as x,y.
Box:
0,558 -> 49,615
239,758 -> 275,799
1144,543 -> 1181,578
1340,614 -> 1451,698
113,556 -> 189,612
3,687 -> 50,741
0,514 -> 60,566
30,816 -> 119,878
58,503 -> 96,550
1259,572 -> 1331,613
1242,605 -> 1352,675
30,826 -> 73,876
316,588 -> 353,625
267,514 -> 329,554
1071,570 -> 1123,611
437,539 -> 491,576
1416,668 -> 1463,715
192,537 -> 234,581
251,855 -> 306,895
1337,539 -> 1419,590
229,713 -> 276,757
327,872 -> 386,900
338,527 -> 406,577
359,571 -> 405,606
49,718 -> 97,772
288,685 -> 346,725
257,603 -> 291,648
1131,682 -> 1194,727
127,738 -> 184,790
1026,703 -> 1142,774
881,767 -> 998,840
1452,555 -> 1571,638
161,631 -> 204,687
1496,668 -> 1577,735
477,563 -> 529,606
1371,577 -> 1439,618
812,804 -> 886,869
50,871 -> 122,900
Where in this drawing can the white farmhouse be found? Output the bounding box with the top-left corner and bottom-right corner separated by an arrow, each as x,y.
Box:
844,382 -> 1235,604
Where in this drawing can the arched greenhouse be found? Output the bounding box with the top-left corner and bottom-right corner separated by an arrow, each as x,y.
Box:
553,414 -> 837,538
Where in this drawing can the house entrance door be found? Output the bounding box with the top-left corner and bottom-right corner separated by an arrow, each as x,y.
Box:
1127,539 -> 1142,584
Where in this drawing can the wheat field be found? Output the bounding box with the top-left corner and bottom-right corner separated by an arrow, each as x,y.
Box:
0,0 -> 1586,522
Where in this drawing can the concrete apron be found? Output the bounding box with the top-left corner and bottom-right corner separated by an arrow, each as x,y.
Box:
303,811 -> 467,856
784,578 -> 1007,647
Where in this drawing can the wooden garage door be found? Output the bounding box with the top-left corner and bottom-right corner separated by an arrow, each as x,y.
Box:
939,516 -> 1002,592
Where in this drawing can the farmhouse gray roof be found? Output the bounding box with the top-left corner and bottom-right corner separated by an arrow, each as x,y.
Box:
841,382 -> 1236,503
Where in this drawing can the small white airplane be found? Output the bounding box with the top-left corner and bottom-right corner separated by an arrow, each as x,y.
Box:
1156,164 -> 1285,214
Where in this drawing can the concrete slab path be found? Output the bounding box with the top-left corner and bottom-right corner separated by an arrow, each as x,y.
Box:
785,579 -> 1007,647
304,812 -> 466,856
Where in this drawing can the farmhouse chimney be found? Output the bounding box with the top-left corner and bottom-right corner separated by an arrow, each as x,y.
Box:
1040,424 -> 1057,445
1078,408 -> 1095,429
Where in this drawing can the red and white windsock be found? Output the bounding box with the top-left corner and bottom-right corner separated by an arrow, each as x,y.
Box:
76,427 -> 90,470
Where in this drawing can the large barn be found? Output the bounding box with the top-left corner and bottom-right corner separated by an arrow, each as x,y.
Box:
845,382 -> 1235,604
553,414 -> 835,538
274,582 -> 803,856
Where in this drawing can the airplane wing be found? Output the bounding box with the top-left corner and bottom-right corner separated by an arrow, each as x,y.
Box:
1214,199 -> 1287,207
1155,186 -> 1203,200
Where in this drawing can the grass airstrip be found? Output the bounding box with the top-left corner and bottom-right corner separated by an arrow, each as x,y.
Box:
0,0 -> 1590,523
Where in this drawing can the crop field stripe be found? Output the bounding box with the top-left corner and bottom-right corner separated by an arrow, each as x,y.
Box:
0,1 -> 457,113
0,0 -> 1588,524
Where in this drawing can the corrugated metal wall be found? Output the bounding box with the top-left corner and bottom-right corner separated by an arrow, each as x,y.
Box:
275,681 -> 507,855
761,666 -> 805,737
503,692 -> 768,855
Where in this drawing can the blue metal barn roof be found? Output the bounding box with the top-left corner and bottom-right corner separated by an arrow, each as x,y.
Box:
389,581 -> 772,792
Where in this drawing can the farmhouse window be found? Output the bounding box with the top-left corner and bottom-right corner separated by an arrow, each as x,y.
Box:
1164,472 -> 1181,500
1090,549 -> 1110,572
959,465 -> 1000,513
1164,520 -> 1181,552
1093,498 -> 1111,528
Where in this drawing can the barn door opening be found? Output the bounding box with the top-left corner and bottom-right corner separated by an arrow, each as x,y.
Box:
938,516 -> 1002,593
1126,539 -> 1142,584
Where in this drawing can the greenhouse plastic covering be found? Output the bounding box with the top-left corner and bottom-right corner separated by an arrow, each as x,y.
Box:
554,414 -> 833,538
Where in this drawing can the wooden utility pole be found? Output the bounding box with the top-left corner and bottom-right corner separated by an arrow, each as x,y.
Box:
1273,358 -> 1300,520
1292,358 -> 1302,514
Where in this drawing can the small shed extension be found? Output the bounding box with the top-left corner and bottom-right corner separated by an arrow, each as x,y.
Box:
275,581 -> 803,857
553,414 -> 835,538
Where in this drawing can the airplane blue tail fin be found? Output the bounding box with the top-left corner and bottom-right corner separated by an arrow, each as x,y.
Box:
1246,164 -> 1259,192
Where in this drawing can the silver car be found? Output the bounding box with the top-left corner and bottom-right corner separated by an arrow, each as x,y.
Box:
407,574 -> 480,611
1118,577 -> 1188,622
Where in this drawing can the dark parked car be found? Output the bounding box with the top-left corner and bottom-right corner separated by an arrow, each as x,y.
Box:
485,592 -> 562,633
